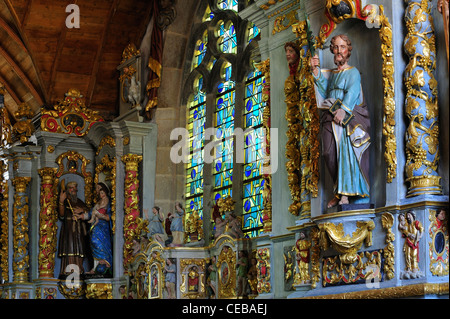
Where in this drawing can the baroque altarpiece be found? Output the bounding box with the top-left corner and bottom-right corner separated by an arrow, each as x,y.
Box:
0,0 -> 449,299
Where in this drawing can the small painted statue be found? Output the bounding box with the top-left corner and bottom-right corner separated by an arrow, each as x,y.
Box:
294,231 -> 311,284
398,210 -> 424,279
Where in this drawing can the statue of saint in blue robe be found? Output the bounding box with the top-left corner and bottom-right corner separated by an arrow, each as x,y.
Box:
313,66 -> 371,202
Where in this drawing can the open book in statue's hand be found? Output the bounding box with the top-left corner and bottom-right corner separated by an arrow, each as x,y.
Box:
318,97 -> 335,110
329,99 -> 354,127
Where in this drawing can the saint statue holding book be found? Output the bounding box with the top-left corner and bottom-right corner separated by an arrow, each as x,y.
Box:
310,34 -> 371,209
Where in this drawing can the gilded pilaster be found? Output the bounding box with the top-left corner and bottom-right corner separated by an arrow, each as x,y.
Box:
256,247 -> 271,294
37,168 -> 58,278
121,154 -> 148,271
381,212 -> 396,280
12,177 -> 31,283
0,160 -> 9,283
285,20 -> 320,220
404,0 -> 442,197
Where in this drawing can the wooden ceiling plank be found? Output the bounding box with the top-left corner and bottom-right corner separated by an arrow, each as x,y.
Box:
19,0 -> 31,28
46,0 -> 78,102
86,0 -> 121,107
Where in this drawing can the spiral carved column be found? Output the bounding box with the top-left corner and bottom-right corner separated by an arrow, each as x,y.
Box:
12,177 -> 31,283
37,168 -> 58,278
404,0 -> 442,197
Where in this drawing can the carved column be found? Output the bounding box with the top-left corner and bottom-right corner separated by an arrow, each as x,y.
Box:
404,0 -> 442,197
12,177 -> 31,283
121,154 -> 147,271
37,168 -> 58,278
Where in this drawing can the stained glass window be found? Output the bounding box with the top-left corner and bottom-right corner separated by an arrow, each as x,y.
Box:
186,75 -> 206,218
242,70 -> 265,238
186,1 -> 264,240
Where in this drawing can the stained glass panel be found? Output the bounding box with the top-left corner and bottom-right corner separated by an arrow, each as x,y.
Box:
186,196 -> 203,219
203,4 -> 214,22
242,70 -> 265,238
243,127 -> 264,181
217,21 -> 237,54
217,0 -> 238,12
242,178 -> 264,238
185,76 -> 206,221
191,31 -> 208,71
247,22 -> 260,43
214,90 -> 234,190
244,71 -> 264,128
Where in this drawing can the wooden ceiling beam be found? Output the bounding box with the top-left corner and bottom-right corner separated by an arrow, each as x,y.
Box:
0,73 -> 21,105
0,16 -> 28,53
0,46 -> 44,105
3,0 -> 49,104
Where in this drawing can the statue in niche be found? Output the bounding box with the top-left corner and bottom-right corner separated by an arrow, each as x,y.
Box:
164,258 -> 176,299
247,256 -> 258,296
150,264 -> 159,298
294,231 -> 311,284
58,181 -> 90,278
207,256 -> 217,298
398,210 -> 424,279
76,182 -> 113,277
187,266 -> 200,292
236,250 -> 248,297
310,34 -> 371,209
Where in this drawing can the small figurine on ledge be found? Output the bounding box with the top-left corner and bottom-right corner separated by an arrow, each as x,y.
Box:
398,210 -> 424,279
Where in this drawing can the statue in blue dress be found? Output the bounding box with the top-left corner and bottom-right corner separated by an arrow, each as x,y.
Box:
148,206 -> 167,246
77,182 -> 113,276
169,202 -> 185,246
311,34 -> 371,209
